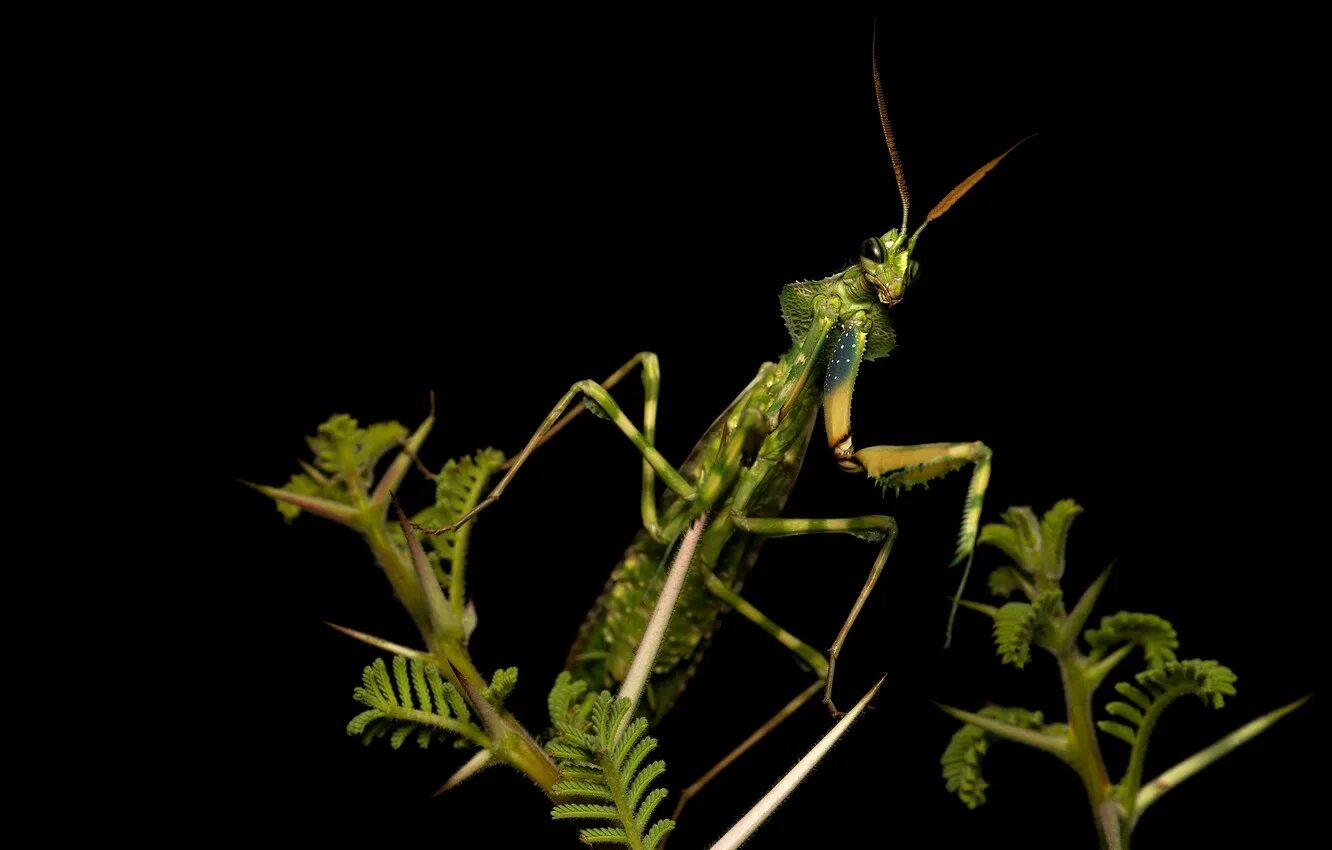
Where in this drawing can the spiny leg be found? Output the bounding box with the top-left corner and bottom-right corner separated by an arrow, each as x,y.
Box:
501,352 -> 667,536
852,441 -> 991,645
820,317 -> 992,644
671,571 -> 827,824
673,513 -> 894,819
731,514 -> 897,714
416,370 -> 694,536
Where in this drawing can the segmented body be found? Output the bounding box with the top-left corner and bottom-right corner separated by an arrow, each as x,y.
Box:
567,269 -> 894,722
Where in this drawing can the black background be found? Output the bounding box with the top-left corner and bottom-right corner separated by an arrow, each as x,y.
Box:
202,13 -> 1318,848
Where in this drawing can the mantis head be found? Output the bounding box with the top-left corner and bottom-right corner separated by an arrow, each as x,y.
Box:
858,228 -> 918,307
859,24 -> 1031,311
779,30 -> 1029,361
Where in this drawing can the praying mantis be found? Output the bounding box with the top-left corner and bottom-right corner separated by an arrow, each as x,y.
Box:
237,18 -> 1318,849
396,30 -> 1027,822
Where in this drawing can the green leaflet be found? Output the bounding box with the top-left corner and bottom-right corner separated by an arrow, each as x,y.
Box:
482,666 -> 519,708
951,497 -> 1301,845
349,656 -> 489,750
547,678 -> 673,850
1098,660 -> 1238,751
1134,659 -> 1237,711
987,565 -> 1027,598
397,449 -> 505,586
1084,612 -> 1180,670
992,591 -> 1060,669
979,500 -> 1083,581
941,706 -> 1046,808
271,414 -> 407,521
1038,499 -> 1082,580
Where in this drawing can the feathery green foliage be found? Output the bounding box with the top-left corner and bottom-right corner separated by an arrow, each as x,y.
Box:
946,499 -> 1301,848
483,666 -> 519,708
941,706 -> 1046,808
1128,659 -> 1237,712
987,565 -> 1028,598
1037,498 -> 1081,580
1099,659 -> 1238,780
548,671 -> 596,732
271,414 -> 408,521
978,500 -> 1080,581
1084,612 -> 1179,670
992,591 -> 1059,669
547,677 -> 673,850
348,655 -> 490,750
978,507 -> 1041,573
992,602 -> 1038,668
400,449 -> 505,585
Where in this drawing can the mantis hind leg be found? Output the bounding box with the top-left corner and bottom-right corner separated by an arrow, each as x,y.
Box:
729,514 -> 898,715
671,680 -> 821,824
672,513 -> 895,823
512,352 -> 670,537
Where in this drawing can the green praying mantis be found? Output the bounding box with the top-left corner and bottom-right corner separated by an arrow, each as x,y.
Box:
435,61 -> 1016,701
275,33 -> 1026,817
242,18 -> 1321,847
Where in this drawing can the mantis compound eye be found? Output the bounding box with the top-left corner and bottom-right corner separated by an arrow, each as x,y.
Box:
860,237 -> 885,264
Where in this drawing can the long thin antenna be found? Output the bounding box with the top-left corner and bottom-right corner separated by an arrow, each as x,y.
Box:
872,22 -> 910,235
912,134 -> 1037,241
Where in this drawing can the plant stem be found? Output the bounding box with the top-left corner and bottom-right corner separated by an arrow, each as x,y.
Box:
363,520 -> 431,639
1057,648 -> 1119,848
362,512 -> 560,795
601,743 -> 647,850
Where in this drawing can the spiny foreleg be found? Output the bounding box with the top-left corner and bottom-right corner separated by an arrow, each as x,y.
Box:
820,316 -> 991,644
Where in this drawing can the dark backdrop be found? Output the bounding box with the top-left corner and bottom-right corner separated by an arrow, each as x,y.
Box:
203,14 -> 1317,848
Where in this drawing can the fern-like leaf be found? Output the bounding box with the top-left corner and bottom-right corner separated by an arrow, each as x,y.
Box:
979,501 -> 1083,580
941,706 -> 1046,808
546,687 -> 674,848
993,602 -> 1037,668
1136,659 -> 1237,710
635,787 -> 668,833
269,414 -> 408,521
549,671 -> 589,724
402,449 -> 505,583
1099,720 -> 1138,746
552,779 -> 614,799
552,803 -> 622,821
1038,498 -> 1082,579
1098,659 -> 1239,751
482,666 -> 518,707
579,827 -> 631,845
992,591 -> 1059,669
987,565 -> 1028,598
549,670 -> 596,744
1084,611 -> 1179,669
643,818 -> 674,850
979,517 -> 1037,573
349,656 -> 489,750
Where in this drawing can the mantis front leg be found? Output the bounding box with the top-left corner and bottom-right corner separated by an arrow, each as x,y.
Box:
821,315 -> 993,644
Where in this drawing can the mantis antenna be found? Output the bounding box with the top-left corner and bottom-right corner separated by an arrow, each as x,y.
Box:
872,22 -> 910,237
872,22 -> 1035,244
